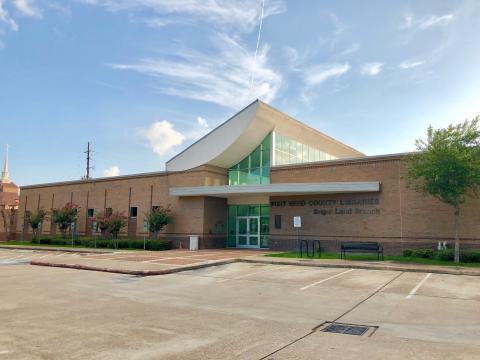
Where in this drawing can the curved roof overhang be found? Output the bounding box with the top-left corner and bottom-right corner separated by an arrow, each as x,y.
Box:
166,100 -> 274,172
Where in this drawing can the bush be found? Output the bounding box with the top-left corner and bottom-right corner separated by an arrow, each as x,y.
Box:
403,248 -> 480,263
403,249 -> 413,257
460,251 -> 480,263
411,249 -> 435,259
32,236 -> 172,251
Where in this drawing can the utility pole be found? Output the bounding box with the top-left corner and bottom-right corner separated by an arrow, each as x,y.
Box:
83,142 -> 93,180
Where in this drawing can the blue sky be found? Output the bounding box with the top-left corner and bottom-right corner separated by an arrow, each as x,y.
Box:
1,0 -> 479,186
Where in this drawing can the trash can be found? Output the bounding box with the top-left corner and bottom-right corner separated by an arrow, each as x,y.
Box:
189,235 -> 199,251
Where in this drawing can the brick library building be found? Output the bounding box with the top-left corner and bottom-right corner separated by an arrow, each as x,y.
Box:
17,101 -> 480,253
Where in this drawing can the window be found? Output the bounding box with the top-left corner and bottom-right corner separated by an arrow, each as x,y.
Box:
274,215 -> 282,229
273,133 -> 337,166
87,208 -> 94,218
105,207 -> 113,216
152,205 -> 160,211
228,133 -> 271,185
129,207 -> 138,218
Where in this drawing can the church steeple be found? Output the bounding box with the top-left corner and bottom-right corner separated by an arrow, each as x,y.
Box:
1,144 -> 10,184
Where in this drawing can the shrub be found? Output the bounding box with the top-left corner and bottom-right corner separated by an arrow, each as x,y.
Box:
437,249 -> 455,261
460,251 -> 480,263
403,249 -> 413,257
411,249 -> 435,259
32,236 -> 172,251
403,248 -> 480,263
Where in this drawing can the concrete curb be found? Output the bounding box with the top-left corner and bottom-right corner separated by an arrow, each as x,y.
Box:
30,259 -> 237,276
0,245 -> 111,254
28,255 -> 480,277
239,258 -> 480,276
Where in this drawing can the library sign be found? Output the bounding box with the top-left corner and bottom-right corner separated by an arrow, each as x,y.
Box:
270,197 -> 381,216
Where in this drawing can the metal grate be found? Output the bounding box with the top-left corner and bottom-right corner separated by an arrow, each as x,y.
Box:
321,323 -> 370,336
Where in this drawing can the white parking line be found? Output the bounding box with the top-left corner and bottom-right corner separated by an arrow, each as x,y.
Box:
300,269 -> 355,291
406,273 -> 432,299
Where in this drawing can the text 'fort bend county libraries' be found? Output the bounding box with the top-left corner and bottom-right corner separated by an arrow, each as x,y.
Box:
270,197 -> 381,216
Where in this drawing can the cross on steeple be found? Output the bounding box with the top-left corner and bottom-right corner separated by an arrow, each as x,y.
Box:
1,144 -> 10,184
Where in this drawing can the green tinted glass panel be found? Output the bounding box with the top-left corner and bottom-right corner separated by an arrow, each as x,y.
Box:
261,165 -> 269,184
239,169 -> 248,185
260,205 -> 270,217
227,133 -> 270,185
249,218 -> 259,234
238,235 -> 247,245
249,236 -> 259,246
228,170 -> 239,185
248,168 -> 261,184
250,147 -> 261,168
260,235 -> 269,248
260,217 -> 269,235
239,157 -> 250,170
238,218 -> 247,234
248,205 -> 260,216
237,205 -> 248,216
228,206 -> 237,236
228,235 -> 236,247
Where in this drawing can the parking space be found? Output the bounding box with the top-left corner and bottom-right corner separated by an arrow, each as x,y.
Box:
0,257 -> 479,359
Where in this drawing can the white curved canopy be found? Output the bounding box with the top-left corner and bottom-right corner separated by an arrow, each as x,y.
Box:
166,100 -> 364,172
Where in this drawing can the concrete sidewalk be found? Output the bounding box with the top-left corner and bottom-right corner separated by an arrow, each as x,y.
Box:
245,255 -> 480,276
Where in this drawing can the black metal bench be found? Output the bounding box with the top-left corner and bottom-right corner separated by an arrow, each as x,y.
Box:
340,242 -> 384,260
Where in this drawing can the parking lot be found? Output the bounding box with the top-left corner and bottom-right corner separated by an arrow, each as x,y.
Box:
1,250 -> 479,359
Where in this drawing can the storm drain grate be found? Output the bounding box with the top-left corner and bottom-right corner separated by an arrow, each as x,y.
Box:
320,322 -> 374,336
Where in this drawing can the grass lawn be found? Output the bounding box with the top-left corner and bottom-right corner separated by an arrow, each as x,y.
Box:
0,241 -> 144,251
265,251 -> 480,267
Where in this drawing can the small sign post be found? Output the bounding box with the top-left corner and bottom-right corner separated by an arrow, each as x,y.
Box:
293,216 -> 302,253
70,222 -> 75,247
143,221 -> 148,250
92,221 -> 97,248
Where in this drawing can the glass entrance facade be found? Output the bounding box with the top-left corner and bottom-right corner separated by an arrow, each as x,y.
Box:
228,205 -> 269,248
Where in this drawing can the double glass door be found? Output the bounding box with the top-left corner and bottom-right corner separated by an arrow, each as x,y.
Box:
236,216 -> 260,248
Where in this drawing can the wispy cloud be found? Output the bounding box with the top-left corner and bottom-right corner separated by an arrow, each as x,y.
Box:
304,63 -> 350,87
399,60 -> 426,69
401,13 -> 455,31
103,165 -> 120,177
360,62 -> 383,76
111,33 -> 282,109
12,0 -> 42,18
0,0 -> 19,31
78,0 -> 286,32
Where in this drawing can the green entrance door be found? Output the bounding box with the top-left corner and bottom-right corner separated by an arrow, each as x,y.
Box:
236,216 -> 260,248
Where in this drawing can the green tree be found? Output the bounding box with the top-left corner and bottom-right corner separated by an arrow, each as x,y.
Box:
145,206 -> 172,239
94,211 -> 110,236
51,203 -> 80,238
405,117 -> 480,262
28,208 -> 47,241
0,207 -> 16,240
107,211 -> 127,239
